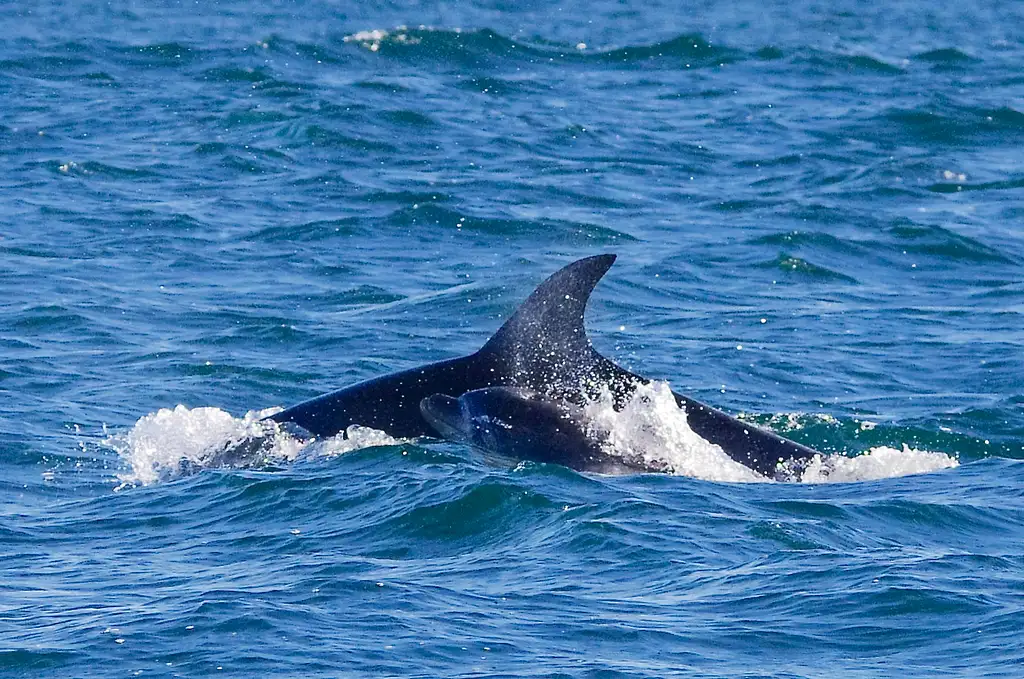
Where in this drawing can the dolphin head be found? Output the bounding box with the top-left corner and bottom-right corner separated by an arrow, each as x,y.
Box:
419,393 -> 470,443
420,387 -> 544,455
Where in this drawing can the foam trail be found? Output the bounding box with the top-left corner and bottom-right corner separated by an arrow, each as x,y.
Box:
799,446 -> 959,483
583,382 -> 958,483
106,405 -> 405,487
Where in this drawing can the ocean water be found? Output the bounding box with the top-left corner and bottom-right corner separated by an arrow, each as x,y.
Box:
3,0 -> 1024,676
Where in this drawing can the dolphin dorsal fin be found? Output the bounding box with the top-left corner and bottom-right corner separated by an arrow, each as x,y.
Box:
479,254 -> 616,392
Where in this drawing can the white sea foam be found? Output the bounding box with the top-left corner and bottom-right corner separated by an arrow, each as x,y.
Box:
343,26 -> 426,52
582,381 -> 958,483
584,382 -> 764,483
317,425 -> 409,458
798,445 -> 959,483
106,405 -> 404,487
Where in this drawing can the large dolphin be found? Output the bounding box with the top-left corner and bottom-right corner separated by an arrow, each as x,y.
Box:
269,254 -> 820,477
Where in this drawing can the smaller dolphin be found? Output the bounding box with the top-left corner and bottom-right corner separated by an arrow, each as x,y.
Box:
420,387 -> 665,474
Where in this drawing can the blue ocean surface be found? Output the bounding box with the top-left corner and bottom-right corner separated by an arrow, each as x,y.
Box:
3,0 -> 1024,676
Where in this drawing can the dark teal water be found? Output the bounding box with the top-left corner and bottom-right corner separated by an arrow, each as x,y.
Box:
3,1 -> 1024,676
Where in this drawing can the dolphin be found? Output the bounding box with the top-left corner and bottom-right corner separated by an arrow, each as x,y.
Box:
269,254 -> 820,478
420,386 -> 665,475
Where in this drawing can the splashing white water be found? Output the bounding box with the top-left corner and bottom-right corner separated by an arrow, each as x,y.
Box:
106,405 -> 405,487
585,382 -> 764,483
798,445 -> 958,483
583,382 -> 958,483
343,26 -> 428,52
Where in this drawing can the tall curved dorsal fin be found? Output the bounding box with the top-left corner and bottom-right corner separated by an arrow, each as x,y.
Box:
478,254 -> 617,394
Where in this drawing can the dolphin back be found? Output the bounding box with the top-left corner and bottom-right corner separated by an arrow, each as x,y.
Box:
269,255 -> 618,438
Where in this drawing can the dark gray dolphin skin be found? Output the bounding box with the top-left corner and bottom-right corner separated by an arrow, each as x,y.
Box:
269,254 -> 821,478
420,387 -> 664,475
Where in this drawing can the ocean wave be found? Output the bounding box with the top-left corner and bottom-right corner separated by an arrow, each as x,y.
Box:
596,33 -> 740,66
293,124 -> 398,153
340,26 -> 740,69
753,229 -> 868,256
881,103 -> 1024,146
336,27 -> 995,79
109,41 -> 204,67
385,203 -> 637,244
757,252 -> 859,282
242,218 -> 363,243
803,51 -> 905,75
378,482 -> 558,543
339,26 -> 731,70
887,222 -> 1016,264
927,175 -> 1024,194
912,47 -> 979,68
343,26 -> 535,67
49,159 -> 157,179
0,32 -> 996,95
